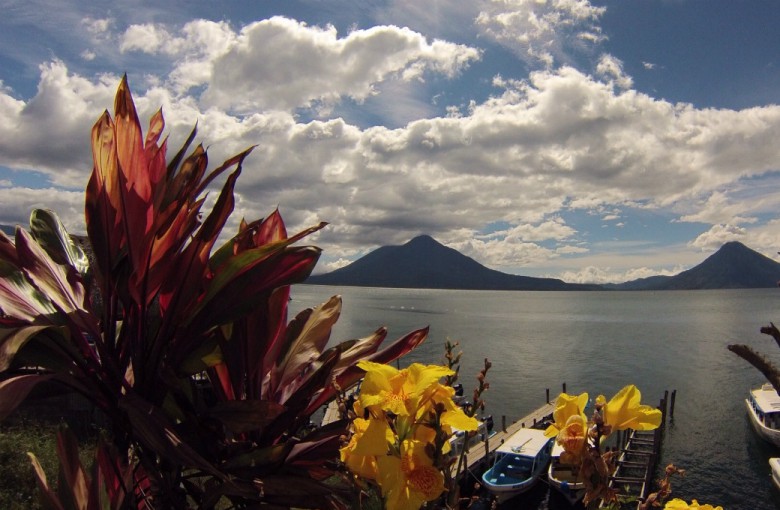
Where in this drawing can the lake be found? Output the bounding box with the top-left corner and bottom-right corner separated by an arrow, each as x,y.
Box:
290,285 -> 780,510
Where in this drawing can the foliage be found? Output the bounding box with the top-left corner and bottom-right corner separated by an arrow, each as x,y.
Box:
0,420 -> 63,509
544,385 -> 662,508
340,361 -> 478,510
0,76 -> 427,509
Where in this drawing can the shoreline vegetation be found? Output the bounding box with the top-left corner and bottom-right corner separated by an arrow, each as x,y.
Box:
0,77 -> 743,510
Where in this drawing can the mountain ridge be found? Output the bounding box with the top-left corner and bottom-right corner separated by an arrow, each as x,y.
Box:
307,236 -> 780,291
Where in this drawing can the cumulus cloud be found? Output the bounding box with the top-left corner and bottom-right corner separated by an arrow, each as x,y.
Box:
475,0 -> 606,68
596,54 -> 632,90
199,17 -> 481,112
0,187 -> 84,233
689,224 -> 748,252
3,11 -> 780,278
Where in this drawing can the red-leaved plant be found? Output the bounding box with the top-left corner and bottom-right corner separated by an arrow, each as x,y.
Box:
0,76 -> 427,509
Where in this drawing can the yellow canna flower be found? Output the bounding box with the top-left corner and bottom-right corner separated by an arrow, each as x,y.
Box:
664,498 -> 724,510
340,417 -> 381,481
357,361 -> 456,417
376,438 -> 445,510
557,414 -> 588,465
357,361 -> 409,415
599,385 -> 662,432
545,392 -> 588,438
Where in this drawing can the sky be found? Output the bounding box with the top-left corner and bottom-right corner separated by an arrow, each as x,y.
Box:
1,0 -> 780,284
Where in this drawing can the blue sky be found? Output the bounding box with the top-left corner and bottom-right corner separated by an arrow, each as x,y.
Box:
1,0 -> 779,283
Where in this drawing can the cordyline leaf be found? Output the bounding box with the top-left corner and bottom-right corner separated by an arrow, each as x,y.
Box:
274,347 -> 340,421
95,440 -> 131,510
28,452 -> 66,510
114,75 -> 151,202
118,393 -> 225,480
303,326 -> 429,415
0,260 -> 58,322
56,425 -> 89,510
29,209 -> 90,276
304,328 -> 387,413
0,324 -> 57,370
0,373 -> 54,420
273,295 -> 342,396
285,433 -> 344,480
222,443 -> 290,471
187,247 -> 320,333
178,336 -> 223,376
206,400 -> 286,434
16,227 -> 86,317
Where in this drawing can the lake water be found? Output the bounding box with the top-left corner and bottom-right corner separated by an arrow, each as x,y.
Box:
290,285 -> 780,510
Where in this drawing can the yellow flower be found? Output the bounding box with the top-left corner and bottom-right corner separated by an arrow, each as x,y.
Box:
664,498 -> 724,510
545,392 -> 588,438
376,438 -> 445,510
557,414 -> 588,465
598,385 -> 662,432
357,361 -> 454,417
340,417 -> 382,480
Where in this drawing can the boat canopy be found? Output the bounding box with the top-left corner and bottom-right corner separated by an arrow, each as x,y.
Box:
496,428 -> 550,456
752,384 -> 780,413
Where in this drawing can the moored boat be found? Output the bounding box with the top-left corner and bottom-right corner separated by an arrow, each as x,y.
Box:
548,442 -> 585,505
746,383 -> 780,447
481,427 -> 553,503
770,458 -> 780,490
448,415 -> 494,459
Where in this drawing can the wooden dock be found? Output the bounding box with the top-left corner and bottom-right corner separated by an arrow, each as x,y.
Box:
450,396 -> 557,479
605,389 -> 674,509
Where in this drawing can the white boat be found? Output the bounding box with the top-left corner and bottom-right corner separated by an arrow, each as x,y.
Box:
481,427 -> 553,503
746,383 -> 780,447
548,442 -> 585,504
448,415 -> 494,459
770,458 -> 780,490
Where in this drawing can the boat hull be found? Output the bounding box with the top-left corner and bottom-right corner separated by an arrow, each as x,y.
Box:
548,462 -> 585,505
746,399 -> 780,447
771,458 -> 780,491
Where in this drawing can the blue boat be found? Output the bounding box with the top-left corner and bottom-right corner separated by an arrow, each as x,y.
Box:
481,427 -> 553,503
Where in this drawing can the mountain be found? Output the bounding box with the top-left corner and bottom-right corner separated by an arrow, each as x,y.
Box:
611,241 -> 780,290
306,235 -> 601,290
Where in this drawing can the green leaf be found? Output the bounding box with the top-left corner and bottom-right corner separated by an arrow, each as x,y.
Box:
28,452 -> 66,510
274,295 -> 342,395
0,324 -> 58,370
55,425 -> 89,510
118,393 -> 225,480
0,373 -> 54,420
29,209 -> 89,275
206,400 -> 286,434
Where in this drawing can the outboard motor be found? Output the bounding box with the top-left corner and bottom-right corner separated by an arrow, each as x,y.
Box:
453,383 -> 464,397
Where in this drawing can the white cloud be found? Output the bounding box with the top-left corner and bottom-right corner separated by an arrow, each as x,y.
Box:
689,224 -> 747,250
2,14 -> 780,280
0,187 -> 84,233
199,17 -> 480,112
596,54 -> 632,90
475,0 -> 606,68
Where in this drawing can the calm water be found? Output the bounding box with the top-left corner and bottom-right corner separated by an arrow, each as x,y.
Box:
290,285 -> 780,510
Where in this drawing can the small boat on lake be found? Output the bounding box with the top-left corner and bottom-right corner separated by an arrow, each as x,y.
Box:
481,427 -> 553,503
548,442 -> 585,504
448,415 -> 494,459
746,383 -> 780,447
770,458 -> 780,490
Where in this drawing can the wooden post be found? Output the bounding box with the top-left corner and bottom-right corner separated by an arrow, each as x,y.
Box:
562,382 -> 567,394
670,389 -> 676,419
502,415 -> 507,433
546,388 -> 550,403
